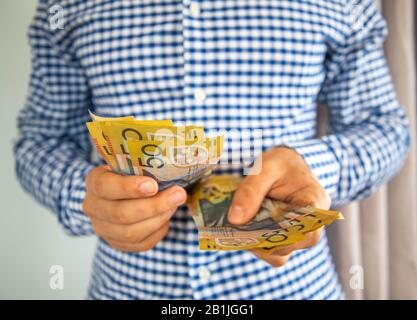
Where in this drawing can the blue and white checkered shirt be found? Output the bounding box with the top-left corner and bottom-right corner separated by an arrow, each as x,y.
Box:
15,0 -> 409,299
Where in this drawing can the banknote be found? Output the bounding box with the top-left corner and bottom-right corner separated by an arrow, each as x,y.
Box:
88,110 -> 135,122
127,137 -> 222,167
86,112 -> 224,189
127,138 -> 223,189
87,111 -> 174,172
86,113 -> 138,171
187,175 -> 343,253
101,122 -> 205,174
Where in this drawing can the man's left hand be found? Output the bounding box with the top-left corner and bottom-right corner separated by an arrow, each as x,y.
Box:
227,147 -> 331,267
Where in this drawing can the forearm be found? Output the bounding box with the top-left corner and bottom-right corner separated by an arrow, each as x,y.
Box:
15,0 -> 98,236
286,105 -> 410,208
14,135 -> 95,236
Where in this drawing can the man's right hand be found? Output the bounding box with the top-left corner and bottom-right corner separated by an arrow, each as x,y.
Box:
82,166 -> 187,252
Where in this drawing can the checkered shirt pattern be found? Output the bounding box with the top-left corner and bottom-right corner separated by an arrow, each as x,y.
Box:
14,0 -> 410,299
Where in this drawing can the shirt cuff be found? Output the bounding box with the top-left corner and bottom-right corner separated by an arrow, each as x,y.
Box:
58,159 -> 96,236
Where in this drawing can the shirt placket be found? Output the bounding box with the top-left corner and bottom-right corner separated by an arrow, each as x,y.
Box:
182,0 -> 215,299
182,0 -> 209,127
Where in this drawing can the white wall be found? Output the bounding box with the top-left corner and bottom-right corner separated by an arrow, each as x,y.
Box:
0,0 -> 96,299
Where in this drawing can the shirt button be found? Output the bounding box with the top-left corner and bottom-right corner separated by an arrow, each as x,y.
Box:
194,89 -> 207,102
189,3 -> 201,18
198,266 -> 211,280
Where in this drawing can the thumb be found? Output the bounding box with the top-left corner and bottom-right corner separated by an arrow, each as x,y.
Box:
228,170 -> 276,225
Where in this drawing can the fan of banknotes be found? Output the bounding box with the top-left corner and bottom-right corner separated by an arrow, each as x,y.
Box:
86,111 -> 224,190
86,112 -> 343,254
187,175 -> 343,253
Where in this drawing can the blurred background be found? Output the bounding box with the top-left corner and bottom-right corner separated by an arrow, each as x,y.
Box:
0,0 -> 96,299
1,0 -> 416,299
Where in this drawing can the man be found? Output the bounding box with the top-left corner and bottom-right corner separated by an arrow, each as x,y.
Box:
15,0 -> 409,299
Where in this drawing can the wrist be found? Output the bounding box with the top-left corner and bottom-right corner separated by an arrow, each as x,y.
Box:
266,145 -> 307,168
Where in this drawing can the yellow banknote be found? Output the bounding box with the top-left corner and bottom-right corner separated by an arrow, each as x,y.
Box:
86,111 -> 172,171
102,123 -> 205,174
187,175 -> 343,253
127,138 -> 222,189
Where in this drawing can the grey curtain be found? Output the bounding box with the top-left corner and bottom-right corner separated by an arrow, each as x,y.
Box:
326,0 -> 417,300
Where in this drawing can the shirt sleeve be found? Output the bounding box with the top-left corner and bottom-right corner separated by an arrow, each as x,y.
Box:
14,1 -> 95,236
285,0 -> 410,208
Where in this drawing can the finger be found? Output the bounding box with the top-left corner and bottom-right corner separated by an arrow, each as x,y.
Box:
91,208 -> 176,243
106,222 -> 170,252
251,249 -> 292,268
228,166 -> 277,225
290,228 -> 323,251
270,228 -> 323,255
268,245 -> 297,256
281,187 -> 331,210
84,186 -> 187,224
89,166 -> 158,200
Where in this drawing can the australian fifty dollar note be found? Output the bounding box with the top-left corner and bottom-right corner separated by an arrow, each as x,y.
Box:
187,175 -> 343,253
86,111 -> 224,190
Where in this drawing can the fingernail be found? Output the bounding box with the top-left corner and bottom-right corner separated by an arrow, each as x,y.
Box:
139,181 -> 157,194
228,205 -> 244,224
169,190 -> 186,206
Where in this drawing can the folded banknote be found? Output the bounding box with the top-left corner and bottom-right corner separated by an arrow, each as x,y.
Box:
187,175 -> 343,253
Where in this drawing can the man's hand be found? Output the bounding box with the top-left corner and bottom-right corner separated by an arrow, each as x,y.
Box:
228,147 -> 331,267
83,166 -> 187,252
